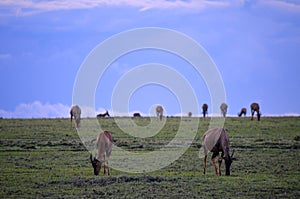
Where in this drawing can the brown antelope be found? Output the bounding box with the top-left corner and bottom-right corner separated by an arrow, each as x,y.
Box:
90,131 -> 113,176
220,103 -> 228,117
97,110 -> 110,118
238,108 -> 247,117
202,128 -> 236,176
156,105 -> 163,121
133,112 -> 141,117
70,105 -> 81,128
202,103 -> 208,118
250,103 -> 261,121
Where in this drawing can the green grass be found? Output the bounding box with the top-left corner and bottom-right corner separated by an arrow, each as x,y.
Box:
0,117 -> 299,198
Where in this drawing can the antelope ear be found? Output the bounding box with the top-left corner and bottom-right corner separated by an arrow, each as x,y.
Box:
232,157 -> 237,161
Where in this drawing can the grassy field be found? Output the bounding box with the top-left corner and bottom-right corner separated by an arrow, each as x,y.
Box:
0,117 -> 299,198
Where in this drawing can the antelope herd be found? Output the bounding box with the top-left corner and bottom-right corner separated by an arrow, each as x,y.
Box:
70,102 -> 261,123
70,102 -> 260,176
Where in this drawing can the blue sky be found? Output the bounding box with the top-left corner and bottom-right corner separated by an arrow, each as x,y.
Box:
0,0 -> 300,118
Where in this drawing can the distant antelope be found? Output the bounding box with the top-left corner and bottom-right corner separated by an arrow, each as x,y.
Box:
70,105 -> 81,128
90,131 -> 113,176
156,105 -> 163,121
188,112 -> 192,117
250,103 -> 261,121
238,108 -> 247,117
202,128 -> 236,176
133,113 -> 141,117
220,103 -> 228,117
97,110 -> 110,118
202,103 -> 208,118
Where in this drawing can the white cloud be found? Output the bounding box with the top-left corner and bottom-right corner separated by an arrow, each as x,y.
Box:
257,0 -> 300,13
261,113 -> 300,117
0,0 -> 299,17
0,101 -> 299,118
110,62 -> 132,76
0,101 -> 137,118
0,101 -> 70,118
0,0 -> 230,16
0,53 -> 12,59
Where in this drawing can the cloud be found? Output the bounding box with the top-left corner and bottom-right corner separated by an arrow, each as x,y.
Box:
0,53 -> 12,59
0,0 -> 299,17
261,113 -> 300,117
136,0 -> 230,12
2,0 -> 299,17
0,101 -> 299,118
0,101 -> 134,118
0,0 -> 230,16
0,101 -> 70,118
257,0 -> 300,13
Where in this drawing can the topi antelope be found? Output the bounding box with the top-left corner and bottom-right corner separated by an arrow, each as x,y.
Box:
250,103 -> 261,121
238,108 -> 247,117
156,105 -> 163,121
90,131 -> 113,176
220,103 -> 228,117
133,112 -> 141,117
70,105 -> 81,128
97,110 -> 110,118
202,128 -> 236,176
202,103 -> 208,118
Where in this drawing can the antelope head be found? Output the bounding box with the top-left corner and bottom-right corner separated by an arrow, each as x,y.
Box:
224,148 -> 236,176
90,154 -> 101,176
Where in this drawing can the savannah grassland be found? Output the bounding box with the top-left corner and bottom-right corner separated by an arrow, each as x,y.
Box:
0,117 -> 299,198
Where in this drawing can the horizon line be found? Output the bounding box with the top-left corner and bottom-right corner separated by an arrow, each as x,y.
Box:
1,114 -> 300,119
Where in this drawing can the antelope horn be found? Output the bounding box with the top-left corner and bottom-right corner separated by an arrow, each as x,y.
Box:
231,148 -> 235,158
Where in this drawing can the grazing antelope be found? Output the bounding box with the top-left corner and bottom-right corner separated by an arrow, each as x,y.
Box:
202,103 -> 208,118
202,128 -> 236,176
133,112 -> 141,117
250,103 -> 261,121
156,105 -> 163,121
238,108 -> 247,117
90,131 -> 113,176
97,110 -> 110,118
220,103 -> 228,117
70,105 -> 81,128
